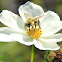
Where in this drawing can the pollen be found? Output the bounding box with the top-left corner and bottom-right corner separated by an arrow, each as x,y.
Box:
27,27 -> 43,38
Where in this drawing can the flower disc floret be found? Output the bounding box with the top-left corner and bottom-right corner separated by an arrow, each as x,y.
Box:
27,27 -> 42,38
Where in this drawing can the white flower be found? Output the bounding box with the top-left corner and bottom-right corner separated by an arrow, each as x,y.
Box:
0,1 -> 62,50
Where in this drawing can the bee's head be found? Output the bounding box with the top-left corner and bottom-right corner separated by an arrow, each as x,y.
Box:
25,22 -> 31,27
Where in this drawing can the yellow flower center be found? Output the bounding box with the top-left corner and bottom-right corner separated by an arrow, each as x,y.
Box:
27,27 -> 42,38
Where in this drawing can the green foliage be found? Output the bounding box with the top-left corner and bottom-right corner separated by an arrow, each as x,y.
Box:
43,50 -> 50,62
0,42 -> 31,62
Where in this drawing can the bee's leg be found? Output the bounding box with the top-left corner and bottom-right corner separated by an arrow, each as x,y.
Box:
38,20 -> 41,29
32,26 -> 33,28
34,22 -> 36,29
39,25 -> 41,29
35,24 -> 36,29
38,20 -> 40,25
29,26 -> 30,31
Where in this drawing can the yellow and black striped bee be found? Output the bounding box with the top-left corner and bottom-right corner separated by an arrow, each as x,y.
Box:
24,13 -> 42,30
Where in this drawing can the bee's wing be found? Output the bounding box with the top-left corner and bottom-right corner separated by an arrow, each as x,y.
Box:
24,13 -> 31,18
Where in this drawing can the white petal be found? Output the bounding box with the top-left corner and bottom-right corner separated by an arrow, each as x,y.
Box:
34,40 -> 60,50
0,27 -> 19,34
0,33 -> 13,42
40,33 -> 62,42
0,10 -> 24,32
18,1 -> 44,22
0,27 -> 18,42
0,27 -> 26,42
40,11 -> 62,36
10,33 -> 34,46
41,21 -> 62,36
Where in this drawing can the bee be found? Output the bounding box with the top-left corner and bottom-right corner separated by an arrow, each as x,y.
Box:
24,13 -> 42,30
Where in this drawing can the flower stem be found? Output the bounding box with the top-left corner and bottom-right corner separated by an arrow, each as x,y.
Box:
30,45 -> 34,62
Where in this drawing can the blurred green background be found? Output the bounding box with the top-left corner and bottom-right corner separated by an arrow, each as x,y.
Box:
0,0 -> 62,62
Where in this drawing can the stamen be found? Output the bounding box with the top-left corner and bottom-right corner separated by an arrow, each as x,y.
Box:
27,27 -> 43,38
